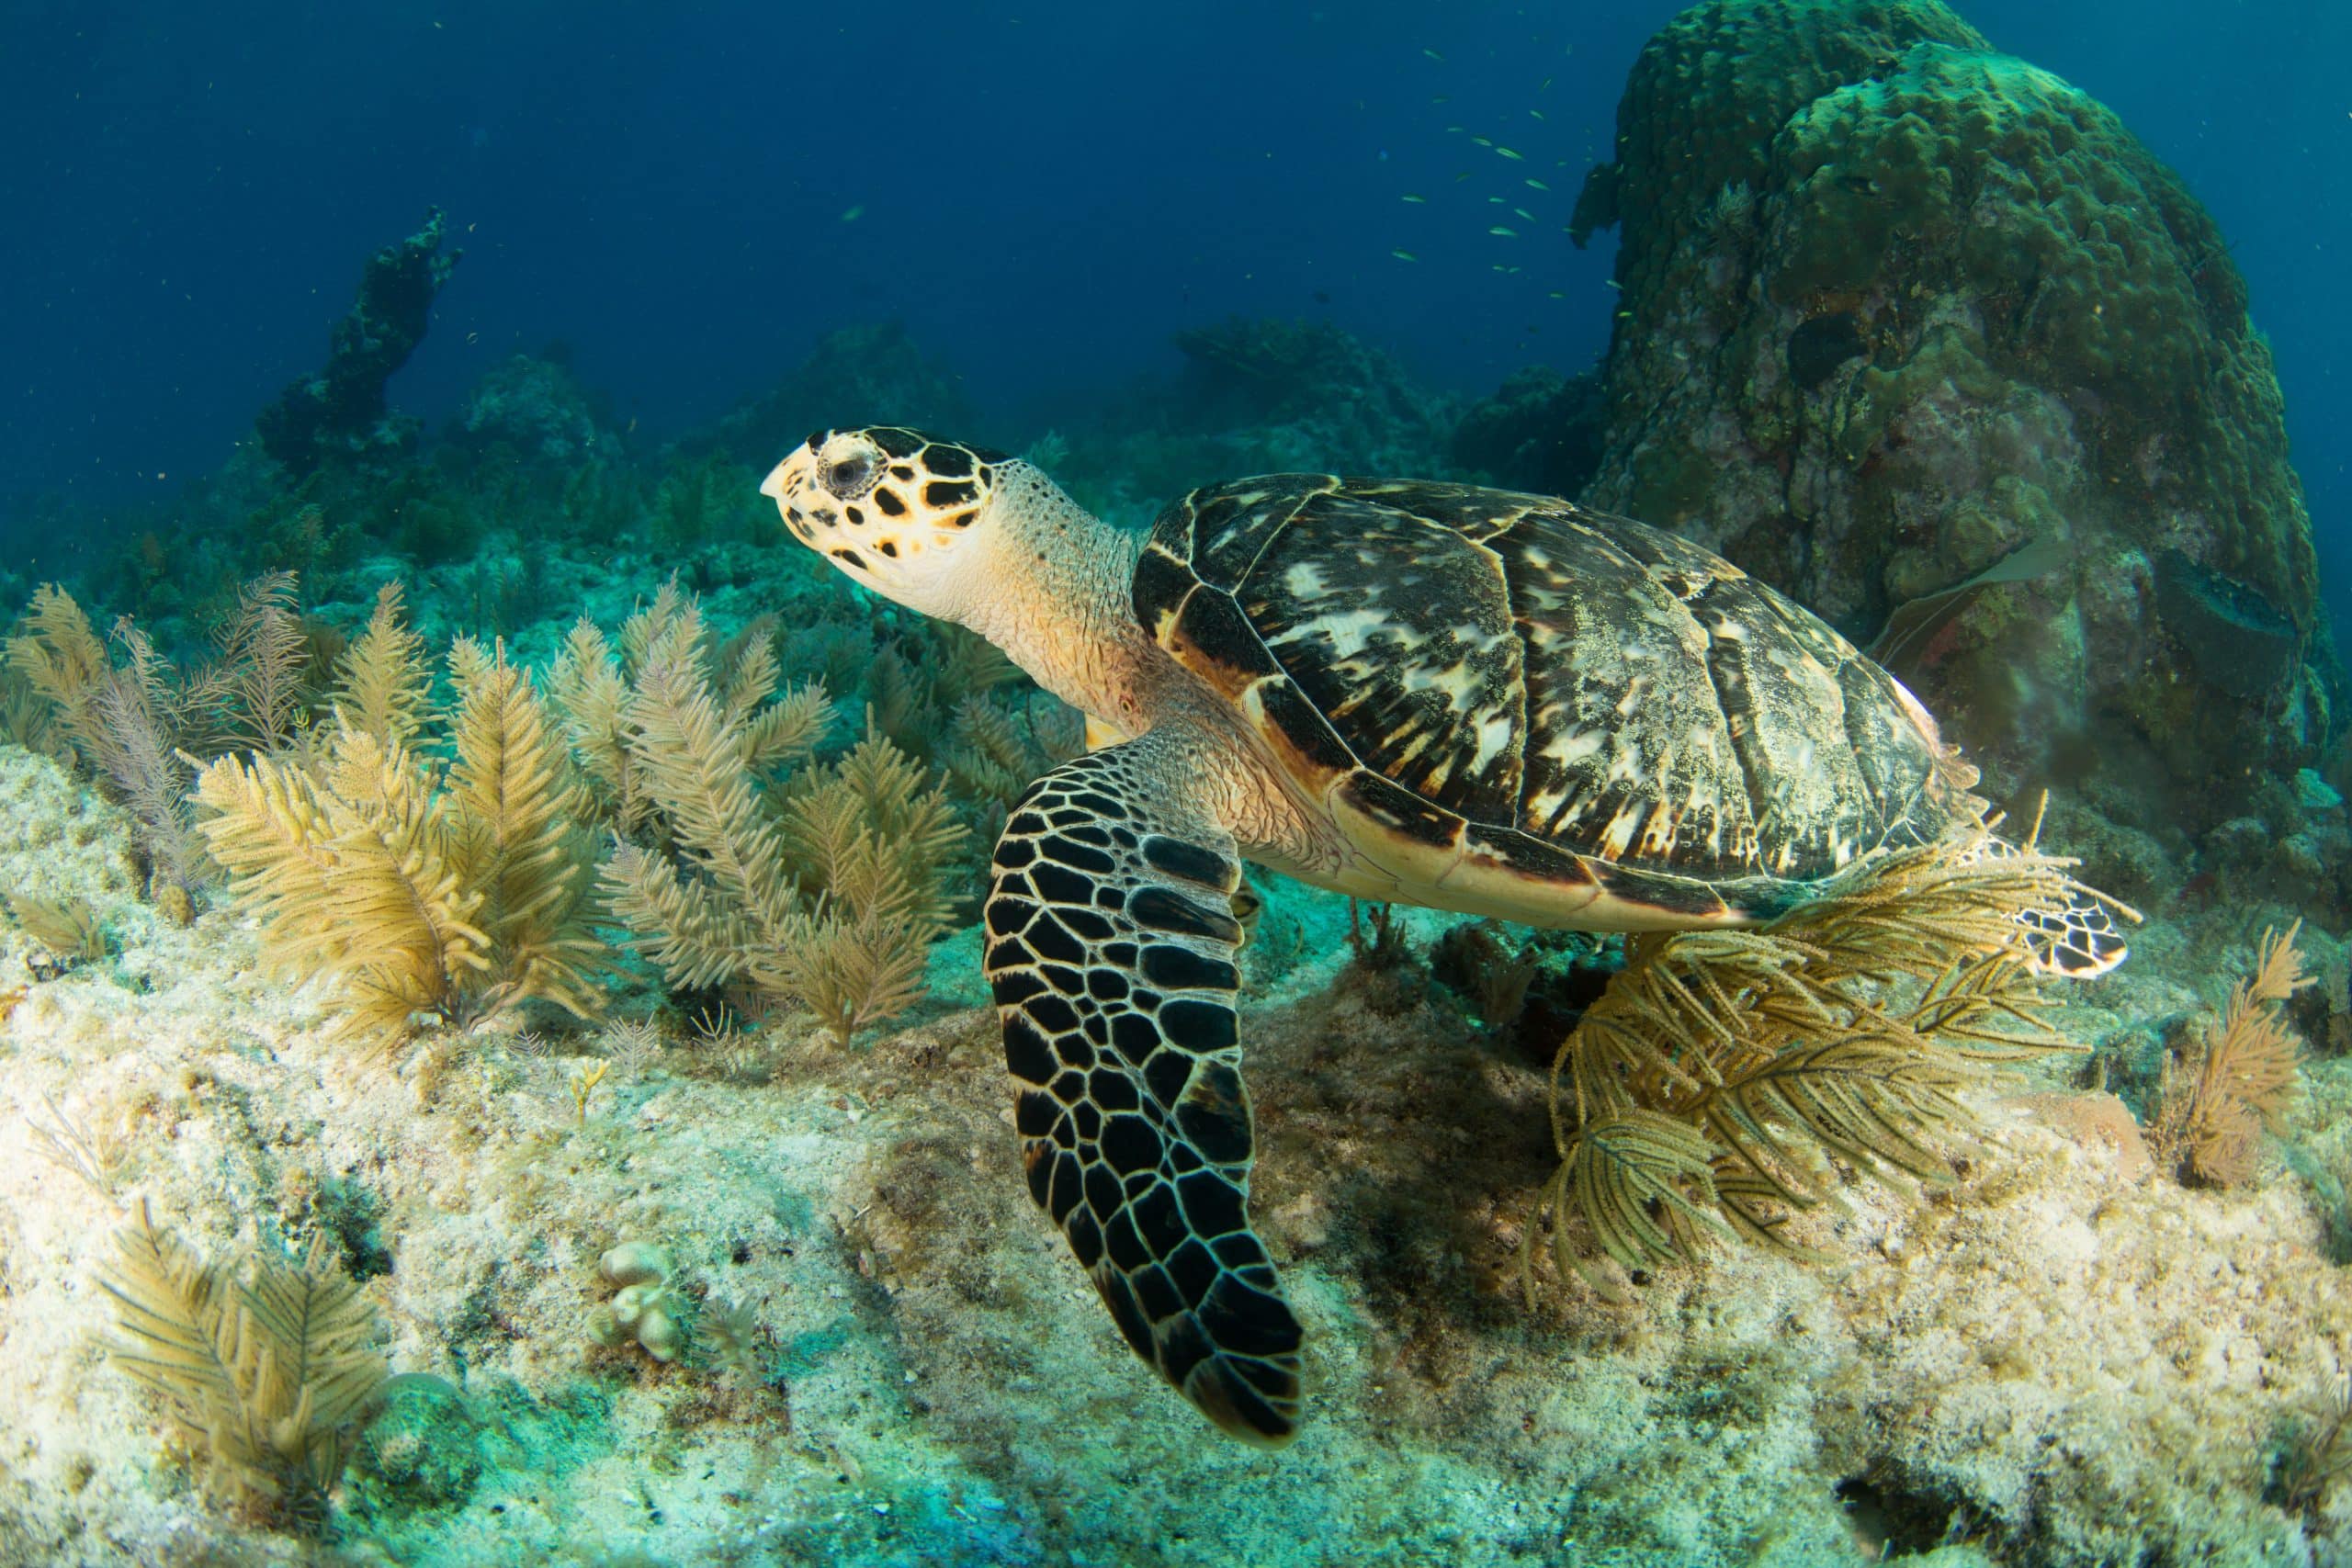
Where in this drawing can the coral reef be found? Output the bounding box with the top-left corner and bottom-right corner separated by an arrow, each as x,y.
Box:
0,107 -> 2342,1559
557,582 -> 966,1043
1569,0 -> 2326,866
256,209 -> 462,477
1035,318 -> 1459,525
1450,366 -> 1606,498
452,353 -> 616,471
0,617 -> 2346,1560
1167,316 -> 1452,473
707,321 -> 978,470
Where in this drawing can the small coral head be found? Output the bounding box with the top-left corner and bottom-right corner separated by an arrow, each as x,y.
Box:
763,425 -> 1012,615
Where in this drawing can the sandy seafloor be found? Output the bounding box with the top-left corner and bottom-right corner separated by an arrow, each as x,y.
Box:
0,736 -> 2347,1568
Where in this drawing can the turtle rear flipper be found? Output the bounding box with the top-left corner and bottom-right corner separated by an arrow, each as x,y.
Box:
2018,884 -> 2128,977
985,739 -> 1305,1444
1964,833 -> 2130,978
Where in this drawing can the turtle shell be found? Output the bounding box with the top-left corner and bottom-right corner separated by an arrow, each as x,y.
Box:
1132,475 -> 1982,925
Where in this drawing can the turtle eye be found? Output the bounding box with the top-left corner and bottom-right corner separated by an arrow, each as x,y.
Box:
820,450 -> 876,501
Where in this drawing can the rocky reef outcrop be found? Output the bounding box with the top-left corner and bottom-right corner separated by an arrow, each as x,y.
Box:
1569,0 -> 2326,852
1167,315 -> 1454,477
1451,366 -> 1606,498
256,209 -> 461,477
707,320 -> 978,469
452,352 -> 616,469
1042,318 -> 1458,525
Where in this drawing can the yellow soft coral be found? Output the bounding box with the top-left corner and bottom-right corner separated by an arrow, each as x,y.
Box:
196,592 -> 600,1046
586,585 -> 964,1045
1524,827 -> 2087,1292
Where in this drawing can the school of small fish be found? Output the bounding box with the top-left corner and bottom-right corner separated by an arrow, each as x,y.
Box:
1387,35 -> 1601,308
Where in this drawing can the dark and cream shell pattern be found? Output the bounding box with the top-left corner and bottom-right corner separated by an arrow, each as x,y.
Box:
1133,475 -> 1985,927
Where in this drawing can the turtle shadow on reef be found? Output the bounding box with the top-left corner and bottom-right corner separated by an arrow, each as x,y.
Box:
1246,957 -> 1572,1403
835,966 -> 1576,1457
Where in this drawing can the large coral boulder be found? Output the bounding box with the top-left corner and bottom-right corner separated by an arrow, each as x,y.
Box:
1571,0 -> 2324,852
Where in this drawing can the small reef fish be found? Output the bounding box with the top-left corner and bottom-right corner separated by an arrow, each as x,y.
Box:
1454,171 -> 1472,181
1495,146 -> 1524,160
1489,225 -> 1518,237
840,205 -> 864,222
1472,136 -> 1493,147
1525,178 -> 1550,190
1514,207 -> 1534,220
1401,193 -> 1427,203
1422,47 -> 1444,61
1392,249 -> 1419,261
1530,109 -> 1545,120
1549,289 -> 1566,298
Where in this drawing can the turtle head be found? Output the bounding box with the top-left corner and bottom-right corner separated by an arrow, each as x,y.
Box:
762,426 -> 1016,619
766,423 -> 1149,728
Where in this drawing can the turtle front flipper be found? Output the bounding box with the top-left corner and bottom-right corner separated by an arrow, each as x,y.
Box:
984,739 -> 1304,1445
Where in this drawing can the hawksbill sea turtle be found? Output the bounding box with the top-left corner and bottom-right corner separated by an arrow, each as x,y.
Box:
761,425 -> 2124,1446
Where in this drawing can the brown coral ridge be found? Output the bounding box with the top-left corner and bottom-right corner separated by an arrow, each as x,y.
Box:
1570,0 -> 2323,836
99,1199 -> 390,1533
1524,828 -> 2090,1291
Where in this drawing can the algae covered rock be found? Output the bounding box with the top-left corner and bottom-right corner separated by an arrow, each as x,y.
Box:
256,208 -> 463,478
1168,315 -> 1453,474
351,1374 -> 484,1512
709,320 -> 978,469
455,353 -> 616,468
1451,366 -> 1606,498
1048,317 -> 1458,523
1566,0 -> 1986,276
1572,0 -> 2325,851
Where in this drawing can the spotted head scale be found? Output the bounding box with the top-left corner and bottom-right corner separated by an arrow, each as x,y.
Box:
761,425 -> 1020,618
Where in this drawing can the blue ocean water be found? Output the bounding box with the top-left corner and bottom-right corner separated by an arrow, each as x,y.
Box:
2,1 -> 2343,634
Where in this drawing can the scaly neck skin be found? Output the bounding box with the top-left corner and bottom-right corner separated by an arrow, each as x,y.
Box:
948,482 -> 1165,738
937,468 -> 1337,869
